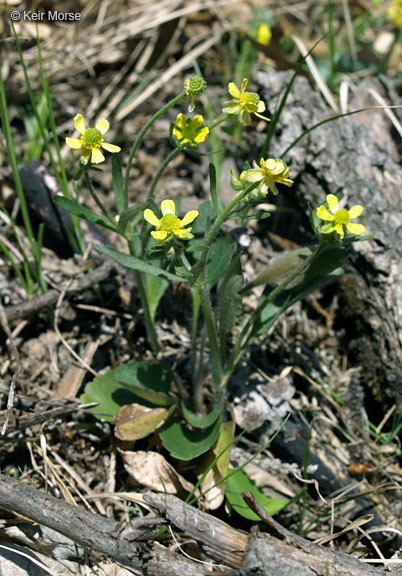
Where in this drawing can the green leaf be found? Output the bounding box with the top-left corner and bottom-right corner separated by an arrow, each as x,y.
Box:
96,244 -> 188,282
182,395 -> 223,429
112,154 -> 126,215
205,233 -> 234,288
80,362 -> 172,422
117,203 -> 147,235
218,274 -> 243,332
120,382 -> 176,408
241,247 -> 313,293
225,468 -> 288,520
54,196 -> 118,232
251,244 -> 347,338
209,163 -> 220,217
146,274 -> 169,322
159,415 -> 222,460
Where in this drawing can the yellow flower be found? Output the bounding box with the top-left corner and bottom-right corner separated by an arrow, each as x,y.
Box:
173,113 -> 209,147
388,0 -> 402,27
244,158 -> 293,196
66,114 -> 121,165
222,78 -> 270,125
144,200 -> 199,244
316,194 -> 366,238
256,23 -> 272,46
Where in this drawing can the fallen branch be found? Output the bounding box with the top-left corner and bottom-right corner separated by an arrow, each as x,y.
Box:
4,260 -> 120,323
0,476 -> 386,575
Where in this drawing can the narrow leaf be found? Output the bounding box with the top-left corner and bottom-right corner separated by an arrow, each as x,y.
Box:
209,163 -> 220,217
226,468 -> 288,520
54,196 -> 117,232
96,244 -> 187,282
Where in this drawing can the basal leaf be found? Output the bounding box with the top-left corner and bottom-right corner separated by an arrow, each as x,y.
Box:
80,362 -> 172,422
159,415 -> 222,461
182,396 -> 223,429
114,403 -> 172,441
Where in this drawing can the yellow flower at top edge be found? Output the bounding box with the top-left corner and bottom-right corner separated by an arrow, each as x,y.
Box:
66,114 -> 121,165
387,0 -> 402,27
173,113 -> 209,147
256,23 -> 272,46
222,78 -> 270,125
316,194 -> 366,238
144,199 -> 199,244
244,158 -> 293,196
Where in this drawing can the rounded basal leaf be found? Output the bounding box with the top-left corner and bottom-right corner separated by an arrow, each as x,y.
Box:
80,362 -> 172,422
114,403 -> 172,441
159,416 -> 221,461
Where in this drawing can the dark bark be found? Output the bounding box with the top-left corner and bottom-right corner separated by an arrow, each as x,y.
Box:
254,72 -> 402,402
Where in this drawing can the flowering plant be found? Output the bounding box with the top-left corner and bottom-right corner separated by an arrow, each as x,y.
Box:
56,75 -> 368,513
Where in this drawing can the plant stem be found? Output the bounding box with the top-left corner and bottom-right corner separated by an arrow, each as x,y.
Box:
83,171 -> 114,223
195,281 -> 223,386
192,181 -> 259,285
147,147 -> 182,202
124,92 -> 186,197
209,115 -> 230,131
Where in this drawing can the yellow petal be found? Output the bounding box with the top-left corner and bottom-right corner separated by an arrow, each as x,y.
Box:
151,230 -> 168,241
66,137 -> 82,149
347,223 -> 366,235
174,228 -> 194,239
228,82 -> 240,99
144,209 -> 160,227
348,205 -> 364,219
194,127 -> 209,143
334,223 -> 345,236
317,206 -> 334,221
278,177 -> 294,188
180,210 -> 199,226
244,168 -> 264,182
96,119 -> 109,134
241,78 -> 248,92
326,194 -> 339,213
257,101 -> 266,113
161,199 -> 176,216
175,113 -> 186,129
91,148 -> 105,164
74,114 -> 85,134
102,142 -> 121,153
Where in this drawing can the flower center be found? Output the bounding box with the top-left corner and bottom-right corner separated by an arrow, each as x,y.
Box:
160,213 -> 180,231
334,208 -> 350,225
82,128 -> 103,147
